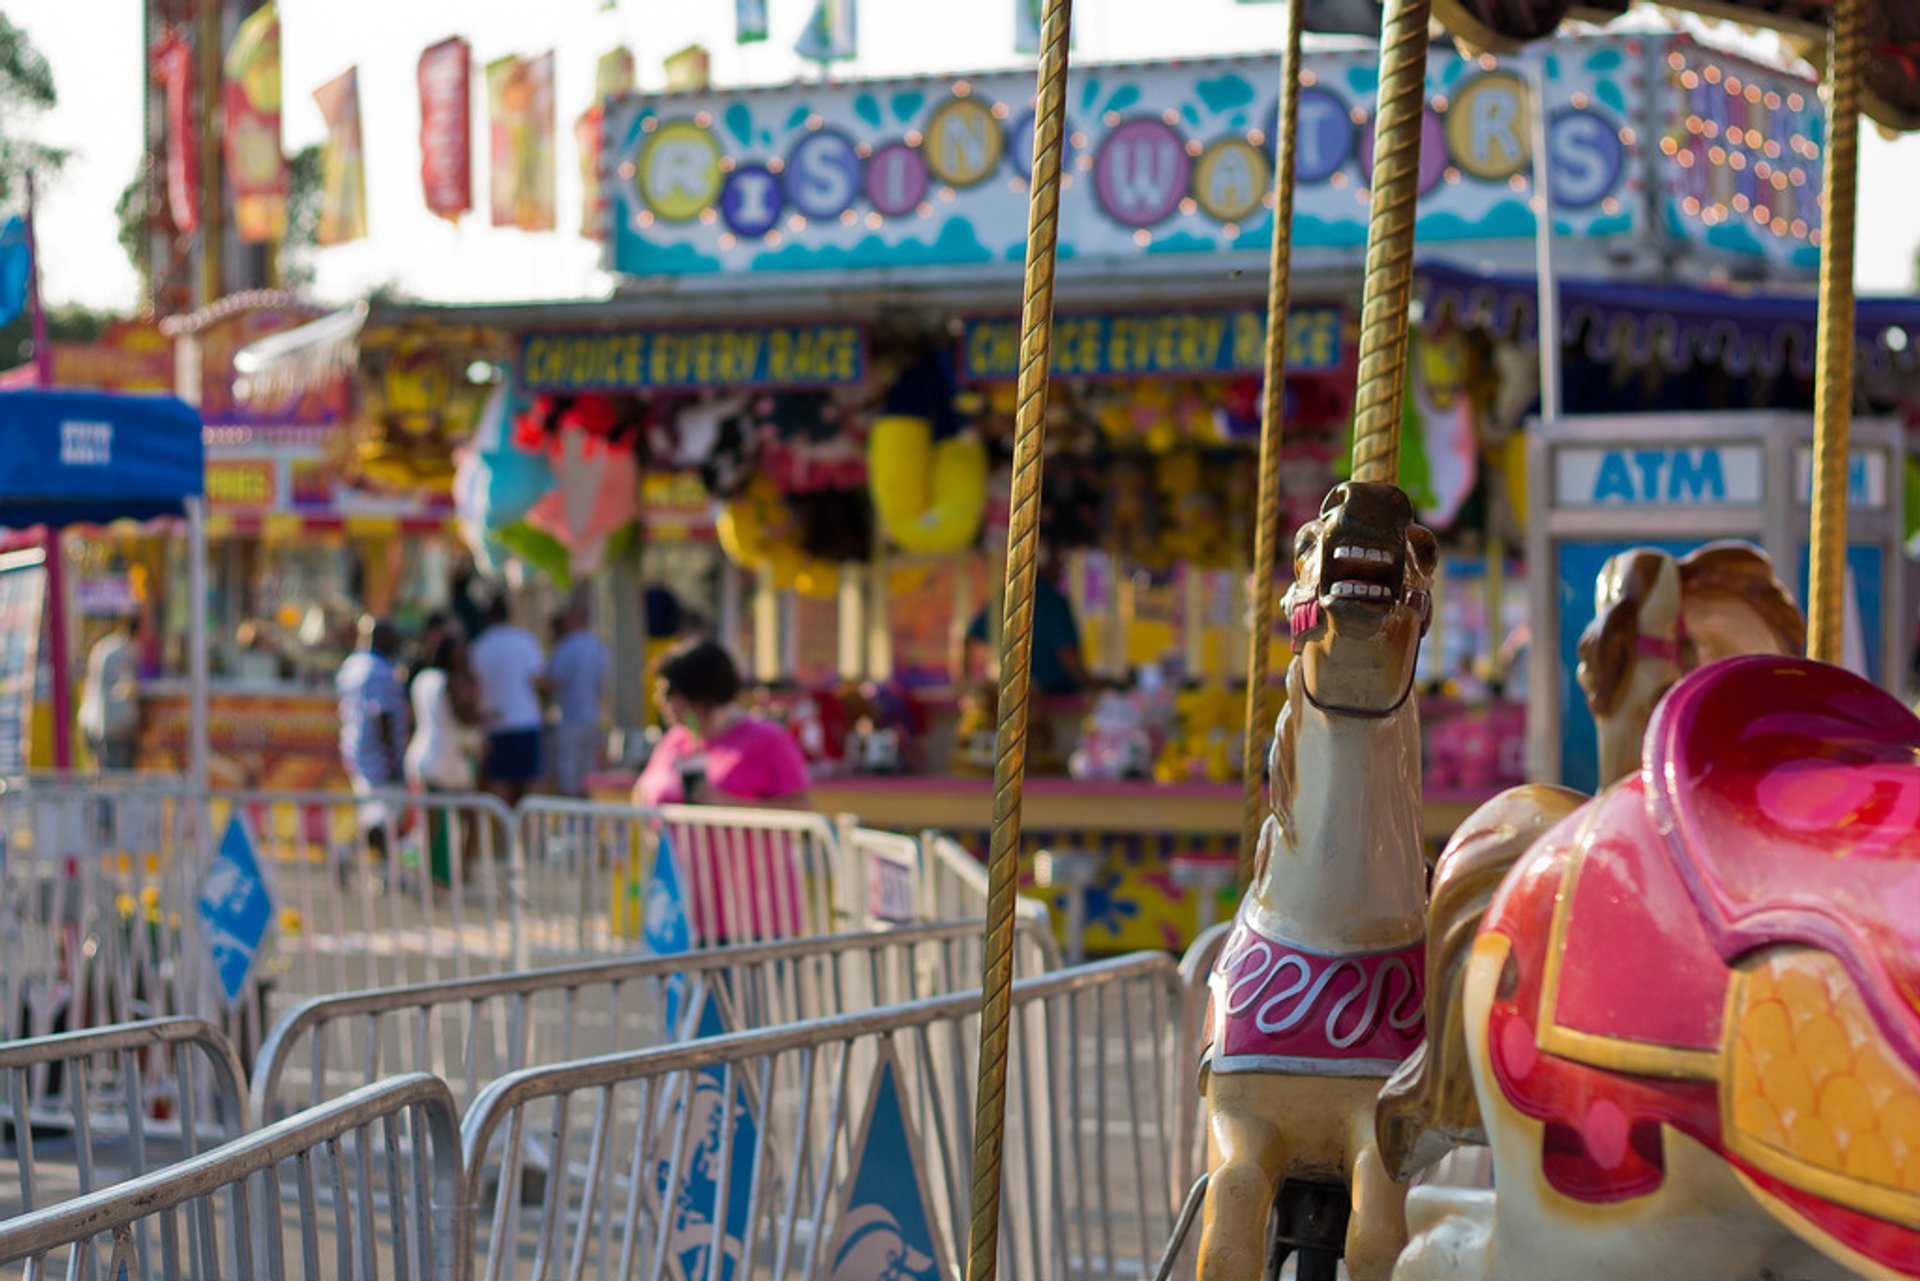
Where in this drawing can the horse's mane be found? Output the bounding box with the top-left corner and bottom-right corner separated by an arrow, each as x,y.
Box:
1675,543 -> 1807,656
1258,661 -> 1305,884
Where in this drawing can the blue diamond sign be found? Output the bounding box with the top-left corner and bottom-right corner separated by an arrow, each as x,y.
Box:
196,815 -> 274,1005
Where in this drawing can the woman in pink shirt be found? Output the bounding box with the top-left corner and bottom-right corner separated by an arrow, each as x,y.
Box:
633,638 -> 811,808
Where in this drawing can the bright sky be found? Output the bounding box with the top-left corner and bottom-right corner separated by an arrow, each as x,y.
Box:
12,0 -> 1920,312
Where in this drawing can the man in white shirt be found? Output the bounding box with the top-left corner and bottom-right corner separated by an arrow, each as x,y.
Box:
78,615 -> 142,770
468,596 -> 549,805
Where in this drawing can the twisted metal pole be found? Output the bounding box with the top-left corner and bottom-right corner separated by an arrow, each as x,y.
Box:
1349,0 -> 1434,484
966,0 -> 1072,1274
1808,0 -> 1863,665
1239,0 -> 1309,888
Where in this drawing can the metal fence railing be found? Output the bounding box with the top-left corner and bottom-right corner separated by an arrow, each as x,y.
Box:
515,799 -> 855,960
457,952 -> 1184,1281
0,1073 -> 463,1281
251,919 -> 1060,1124
0,1018 -> 248,1221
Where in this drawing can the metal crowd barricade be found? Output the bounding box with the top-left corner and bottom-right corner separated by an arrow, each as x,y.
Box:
0,1018 -> 248,1220
196,789 -> 524,1056
515,799 -> 852,960
0,1073 -> 462,1281
458,951 -> 1183,1281
0,776 -> 197,1044
251,919 -> 1061,1124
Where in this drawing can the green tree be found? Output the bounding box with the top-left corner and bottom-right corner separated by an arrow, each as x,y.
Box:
278,143 -> 323,290
0,301 -> 116,370
0,12 -> 69,205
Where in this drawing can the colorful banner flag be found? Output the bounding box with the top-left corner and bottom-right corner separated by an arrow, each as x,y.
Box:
154,33 -> 199,234
0,218 -> 29,330
737,0 -> 769,44
575,47 -> 635,239
487,53 -> 557,232
311,68 -> 368,244
794,0 -> 857,63
1014,0 -> 1042,54
418,37 -> 473,221
222,1 -> 288,243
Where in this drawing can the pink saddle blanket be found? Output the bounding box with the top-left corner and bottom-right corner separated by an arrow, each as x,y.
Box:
1646,655 -> 1920,1075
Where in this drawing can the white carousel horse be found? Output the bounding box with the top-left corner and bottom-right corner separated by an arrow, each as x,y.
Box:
1379,655 -> 1920,1281
1575,542 -> 1804,788
1196,481 -> 1439,1280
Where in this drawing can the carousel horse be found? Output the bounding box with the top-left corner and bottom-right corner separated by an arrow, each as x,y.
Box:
1197,480 -> 1439,1280
1576,543 -> 1804,788
1379,655 -> 1920,1281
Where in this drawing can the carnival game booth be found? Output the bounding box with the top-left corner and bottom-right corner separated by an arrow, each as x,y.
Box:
0,389 -> 210,787
556,31 -> 1848,955
112,296 -> 496,792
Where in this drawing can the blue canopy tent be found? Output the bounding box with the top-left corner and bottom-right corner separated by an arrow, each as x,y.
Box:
0,389 -> 210,789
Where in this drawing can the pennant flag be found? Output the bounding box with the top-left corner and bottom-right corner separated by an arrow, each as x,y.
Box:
575,47 -> 635,239
1014,0 -> 1042,54
737,0 -> 769,44
826,1045 -> 947,1280
222,1 -> 287,243
154,33 -> 200,234
312,68 -> 368,244
1233,0 -> 1384,35
486,53 -> 557,232
0,218 -> 30,330
652,987 -> 757,1281
418,38 -> 473,221
795,0 -> 857,64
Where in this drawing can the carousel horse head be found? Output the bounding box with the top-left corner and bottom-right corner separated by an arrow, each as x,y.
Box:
1577,542 -> 1803,788
1284,481 -> 1438,716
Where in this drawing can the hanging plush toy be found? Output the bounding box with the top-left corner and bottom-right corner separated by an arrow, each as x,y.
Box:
867,415 -> 988,555
716,474 -> 839,595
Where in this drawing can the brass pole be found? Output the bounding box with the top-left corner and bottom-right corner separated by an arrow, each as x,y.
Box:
1349,0 -> 1434,484
1807,0 -> 1863,665
196,0 -> 224,307
1239,0 -> 1308,888
966,0 -> 1072,1273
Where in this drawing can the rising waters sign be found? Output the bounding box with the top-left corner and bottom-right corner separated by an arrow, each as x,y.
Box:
602,38 -> 1655,277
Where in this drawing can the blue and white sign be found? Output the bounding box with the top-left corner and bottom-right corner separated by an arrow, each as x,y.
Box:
643,829 -> 693,1036
1794,446 -> 1889,511
865,845 -> 918,928
1554,444 -> 1764,508
653,988 -> 759,1281
828,1046 -> 947,1281
197,815 -> 274,1005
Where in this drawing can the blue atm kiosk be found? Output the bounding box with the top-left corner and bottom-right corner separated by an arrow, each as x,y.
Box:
1527,413 -> 1904,793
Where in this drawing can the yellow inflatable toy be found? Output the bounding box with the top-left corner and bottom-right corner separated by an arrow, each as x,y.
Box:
868,415 -> 988,555
716,475 -> 839,598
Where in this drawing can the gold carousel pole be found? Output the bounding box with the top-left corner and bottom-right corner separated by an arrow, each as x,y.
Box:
1349,0 -> 1435,484
966,0 -> 1072,1274
1807,0 -> 1864,664
1239,0 -> 1309,887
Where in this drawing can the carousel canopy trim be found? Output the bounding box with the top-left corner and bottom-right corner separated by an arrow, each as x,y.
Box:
0,390 -> 205,527
1415,260 -> 1920,381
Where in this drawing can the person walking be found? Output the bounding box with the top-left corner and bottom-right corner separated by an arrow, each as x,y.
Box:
336,617 -> 409,862
548,601 -> 608,797
78,614 -> 142,771
468,595 -> 548,806
405,632 -> 481,885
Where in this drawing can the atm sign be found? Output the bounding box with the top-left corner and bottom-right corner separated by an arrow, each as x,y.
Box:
1554,445 -> 1764,509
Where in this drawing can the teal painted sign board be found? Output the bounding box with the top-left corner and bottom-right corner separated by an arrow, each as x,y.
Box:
602,35 -> 1820,278
605,37 -> 1660,277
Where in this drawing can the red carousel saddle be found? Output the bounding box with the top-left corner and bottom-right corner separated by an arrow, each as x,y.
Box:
1646,656 -> 1920,1075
